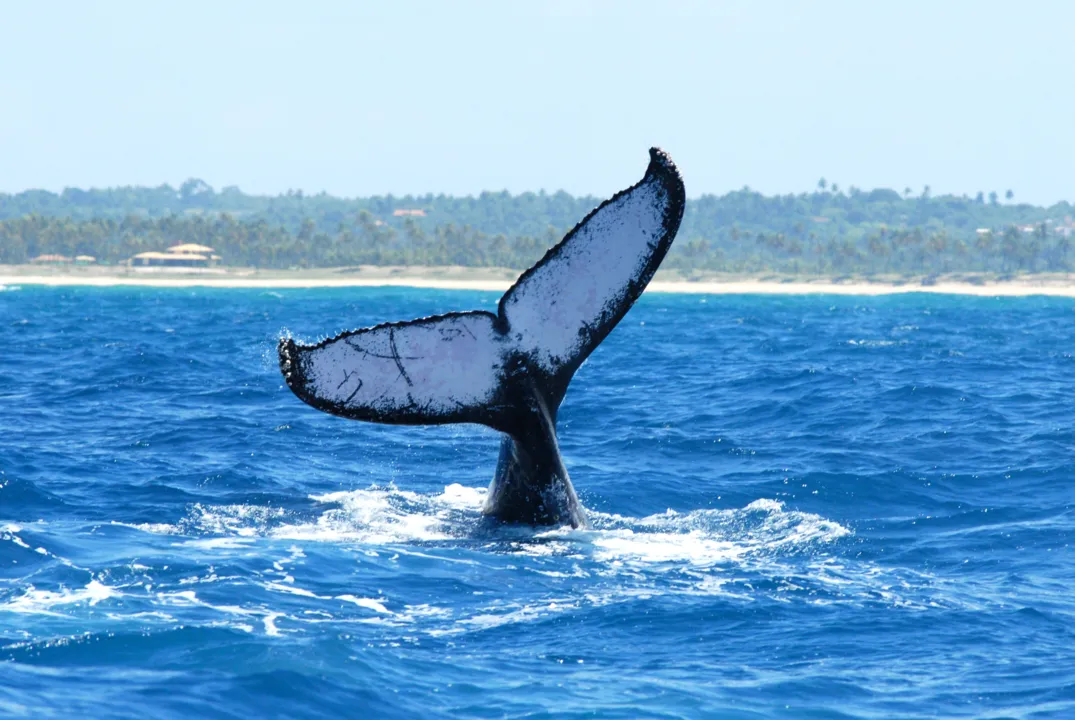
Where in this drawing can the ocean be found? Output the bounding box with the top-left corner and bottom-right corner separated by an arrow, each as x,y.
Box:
1,285 -> 1073,719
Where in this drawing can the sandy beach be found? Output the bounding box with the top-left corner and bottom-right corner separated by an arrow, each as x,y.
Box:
4,264 -> 1075,297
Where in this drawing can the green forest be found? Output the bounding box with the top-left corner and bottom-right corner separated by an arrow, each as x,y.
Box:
2,178 -> 1074,275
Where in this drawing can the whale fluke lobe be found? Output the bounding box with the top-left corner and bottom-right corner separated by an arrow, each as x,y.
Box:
279,311 -> 510,428
279,148 -> 685,527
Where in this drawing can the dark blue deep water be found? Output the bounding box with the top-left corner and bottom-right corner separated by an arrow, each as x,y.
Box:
1,284 -> 1073,719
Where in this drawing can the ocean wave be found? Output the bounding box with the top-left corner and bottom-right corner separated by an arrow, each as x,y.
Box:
78,484 -> 969,635
116,483 -> 849,561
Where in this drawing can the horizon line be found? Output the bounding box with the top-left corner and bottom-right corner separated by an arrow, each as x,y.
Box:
1,180 -> 1068,207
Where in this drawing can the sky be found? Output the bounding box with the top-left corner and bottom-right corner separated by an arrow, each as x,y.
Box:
1,0 -> 1073,204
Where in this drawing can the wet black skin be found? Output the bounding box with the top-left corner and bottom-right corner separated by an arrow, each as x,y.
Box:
482,381 -> 587,529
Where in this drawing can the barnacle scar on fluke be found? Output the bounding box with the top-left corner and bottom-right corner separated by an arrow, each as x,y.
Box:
279,148 -> 686,528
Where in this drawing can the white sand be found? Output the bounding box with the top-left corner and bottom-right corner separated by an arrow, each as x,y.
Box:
3,266 -> 1075,297
0,273 -> 514,292
646,280 -> 1075,297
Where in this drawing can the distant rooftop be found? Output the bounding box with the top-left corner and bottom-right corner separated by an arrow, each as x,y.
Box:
167,243 -> 215,254
132,251 -> 208,261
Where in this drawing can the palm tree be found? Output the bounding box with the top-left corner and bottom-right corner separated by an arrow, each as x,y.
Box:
975,230 -> 995,259
1001,226 -> 1020,273
1055,234 -> 1073,271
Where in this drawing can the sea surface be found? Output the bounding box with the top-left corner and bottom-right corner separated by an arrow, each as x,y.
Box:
1,285 -> 1073,719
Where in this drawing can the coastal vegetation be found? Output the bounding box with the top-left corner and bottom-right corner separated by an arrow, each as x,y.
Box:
2,180 -> 1073,274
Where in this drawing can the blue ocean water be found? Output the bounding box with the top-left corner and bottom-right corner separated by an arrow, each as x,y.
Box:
1,284 -> 1073,719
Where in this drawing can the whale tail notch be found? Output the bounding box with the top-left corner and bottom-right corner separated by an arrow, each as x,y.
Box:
279,148 -> 685,522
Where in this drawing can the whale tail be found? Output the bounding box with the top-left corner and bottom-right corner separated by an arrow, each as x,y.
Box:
279,148 -> 685,524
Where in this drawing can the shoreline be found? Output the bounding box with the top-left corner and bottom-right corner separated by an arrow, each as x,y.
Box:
4,265 -> 1075,297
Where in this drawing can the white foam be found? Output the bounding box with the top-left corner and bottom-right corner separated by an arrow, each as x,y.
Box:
3,533 -> 30,550
1,580 -> 117,615
117,521 -> 181,535
458,603 -> 557,631
434,483 -> 487,509
847,339 -> 902,347
183,537 -> 255,549
336,595 -> 391,614
105,487 -> 485,548
3,487 -> 966,643
505,498 -> 851,569
589,530 -> 747,565
269,483 -> 486,544
264,582 -> 323,598
113,485 -> 848,568
151,588 -> 297,636
263,612 -> 283,636
186,503 -> 286,536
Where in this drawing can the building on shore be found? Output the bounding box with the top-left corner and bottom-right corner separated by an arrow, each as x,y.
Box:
166,243 -> 216,255
32,254 -> 72,264
128,244 -> 220,268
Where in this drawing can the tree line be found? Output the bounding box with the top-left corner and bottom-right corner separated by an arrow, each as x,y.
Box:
1,179 -> 1074,274
3,209 -> 1073,276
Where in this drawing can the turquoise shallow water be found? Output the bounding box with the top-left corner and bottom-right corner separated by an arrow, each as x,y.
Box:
1,285 -> 1073,719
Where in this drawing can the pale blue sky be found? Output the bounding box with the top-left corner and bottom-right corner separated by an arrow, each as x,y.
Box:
1,1 -> 1072,204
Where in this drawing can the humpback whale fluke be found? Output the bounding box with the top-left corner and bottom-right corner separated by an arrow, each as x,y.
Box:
279,148 -> 686,528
